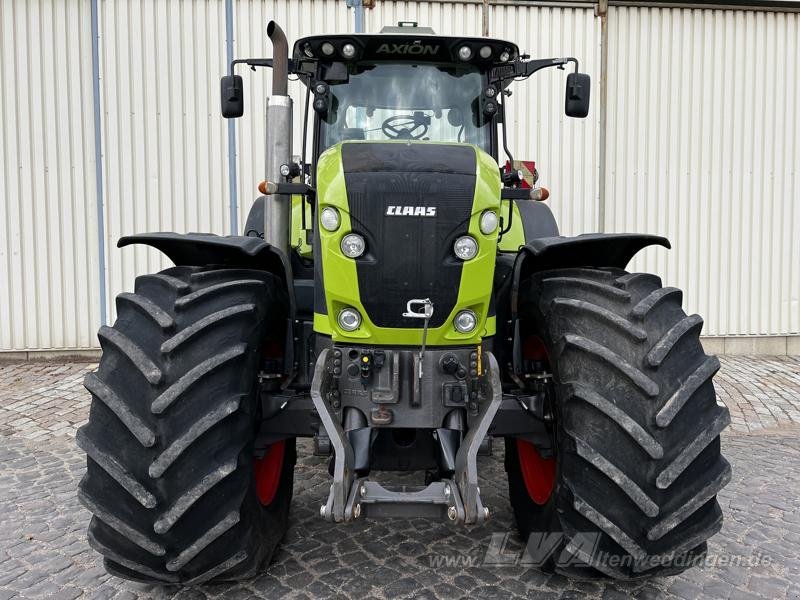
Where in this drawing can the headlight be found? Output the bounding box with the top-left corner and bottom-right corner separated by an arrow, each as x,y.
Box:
321,42 -> 335,56
479,211 -> 498,235
340,233 -> 365,258
499,50 -> 511,62
458,46 -> 472,61
338,308 -> 362,332
342,43 -> 356,59
320,207 -> 340,231
479,45 -> 492,59
453,235 -> 478,260
454,310 -> 477,333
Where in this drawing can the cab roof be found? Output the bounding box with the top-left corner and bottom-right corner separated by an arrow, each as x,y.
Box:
292,33 -> 520,66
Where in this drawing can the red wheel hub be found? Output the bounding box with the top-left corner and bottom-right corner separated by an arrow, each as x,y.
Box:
523,334 -> 551,363
253,440 -> 285,506
517,439 -> 556,505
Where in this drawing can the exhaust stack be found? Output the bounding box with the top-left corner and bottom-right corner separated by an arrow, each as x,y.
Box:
264,21 -> 292,255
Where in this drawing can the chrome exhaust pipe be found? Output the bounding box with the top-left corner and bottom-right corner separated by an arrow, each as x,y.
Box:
264,21 -> 292,255
267,21 -> 288,96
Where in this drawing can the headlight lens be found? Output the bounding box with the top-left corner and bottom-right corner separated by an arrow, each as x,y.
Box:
479,45 -> 492,59
338,308 -> 362,332
321,42 -> 335,56
454,310 -> 477,333
320,207 -> 340,231
499,50 -> 511,62
458,46 -> 472,61
479,211 -> 498,235
340,233 -> 365,258
453,235 -> 478,260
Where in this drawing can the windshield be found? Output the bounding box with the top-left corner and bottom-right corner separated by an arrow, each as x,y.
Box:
319,62 -> 490,152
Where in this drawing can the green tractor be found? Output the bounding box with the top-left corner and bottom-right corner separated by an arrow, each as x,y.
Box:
78,21 -> 731,583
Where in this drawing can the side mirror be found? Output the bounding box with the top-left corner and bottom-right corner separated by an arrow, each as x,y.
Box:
565,72 -> 591,118
221,75 -> 244,118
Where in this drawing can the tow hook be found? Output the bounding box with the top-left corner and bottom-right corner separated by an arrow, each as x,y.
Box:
402,298 -> 434,382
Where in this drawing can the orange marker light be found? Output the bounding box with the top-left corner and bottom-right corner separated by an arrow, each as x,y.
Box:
258,180 -> 278,195
530,187 -> 550,202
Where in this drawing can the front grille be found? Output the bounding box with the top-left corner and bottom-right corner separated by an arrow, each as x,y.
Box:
341,143 -> 477,328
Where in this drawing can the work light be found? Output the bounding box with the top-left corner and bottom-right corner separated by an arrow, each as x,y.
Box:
342,43 -> 356,59
338,308 -> 362,331
454,310 -> 477,333
340,233 -> 366,258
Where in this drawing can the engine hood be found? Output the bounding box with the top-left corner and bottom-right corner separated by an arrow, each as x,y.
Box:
314,141 -> 501,346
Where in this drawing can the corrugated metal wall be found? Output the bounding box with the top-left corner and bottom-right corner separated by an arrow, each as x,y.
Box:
607,6 -> 800,336
0,0 -> 100,351
1,0 -> 798,351
98,0 -> 230,324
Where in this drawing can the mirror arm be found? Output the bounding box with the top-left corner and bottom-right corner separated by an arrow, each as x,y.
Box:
228,58 -> 314,76
523,57 -> 580,77
491,56 -> 580,84
301,80 -> 311,233
498,80 -> 514,165
229,58 -> 273,75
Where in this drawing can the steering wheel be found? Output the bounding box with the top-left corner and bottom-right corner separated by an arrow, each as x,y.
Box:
381,114 -> 429,140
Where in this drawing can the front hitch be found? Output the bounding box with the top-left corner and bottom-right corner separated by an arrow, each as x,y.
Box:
310,348 -> 502,524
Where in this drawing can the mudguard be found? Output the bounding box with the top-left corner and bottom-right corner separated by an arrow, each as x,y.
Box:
511,233 -> 670,316
118,232 -> 294,310
516,200 -> 560,241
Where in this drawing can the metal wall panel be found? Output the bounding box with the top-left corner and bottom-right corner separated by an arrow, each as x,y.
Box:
0,0 -> 100,350
606,6 -> 800,335
97,0 -> 230,324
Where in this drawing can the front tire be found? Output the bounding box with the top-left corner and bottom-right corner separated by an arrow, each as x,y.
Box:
507,267 -> 731,579
78,266 -> 295,583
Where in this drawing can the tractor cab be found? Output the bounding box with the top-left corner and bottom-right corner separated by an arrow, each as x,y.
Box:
222,24 -> 590,174
292,31 -> 521,159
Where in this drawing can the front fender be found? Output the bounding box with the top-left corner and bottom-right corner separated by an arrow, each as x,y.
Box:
511,233 -> 670,315
118,232 -> 294,310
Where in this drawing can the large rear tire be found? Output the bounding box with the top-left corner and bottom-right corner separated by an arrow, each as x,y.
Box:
507,267 -> 731,579
78,266 -> 295,584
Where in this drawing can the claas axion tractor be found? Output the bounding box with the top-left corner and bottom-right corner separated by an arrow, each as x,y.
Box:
78,21 -> 731,583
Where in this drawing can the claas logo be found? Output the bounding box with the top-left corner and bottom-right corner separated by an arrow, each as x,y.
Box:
386,206 -> 437,217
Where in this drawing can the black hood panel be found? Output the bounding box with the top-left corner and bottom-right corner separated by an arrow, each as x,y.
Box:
341,143 -> 477,329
